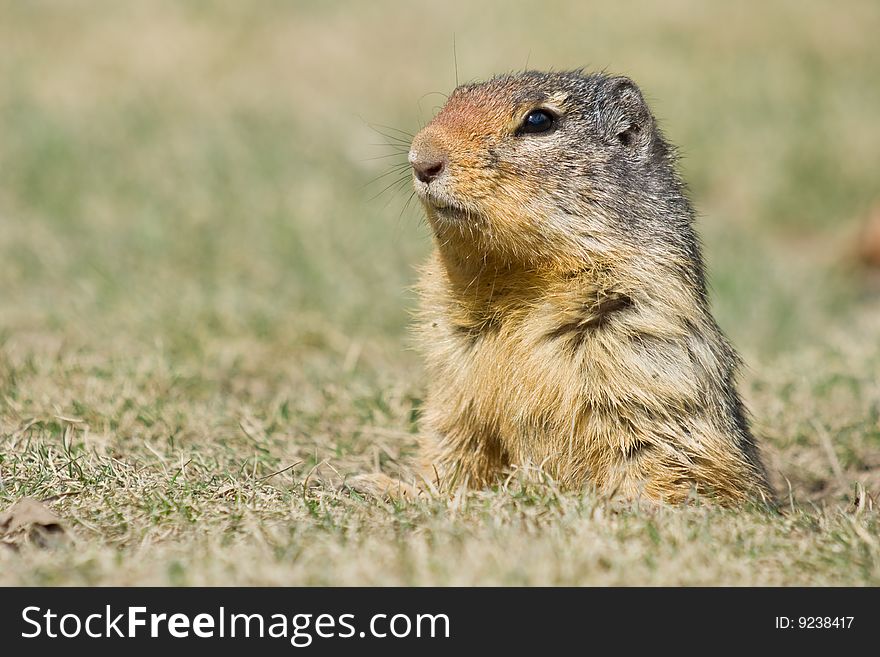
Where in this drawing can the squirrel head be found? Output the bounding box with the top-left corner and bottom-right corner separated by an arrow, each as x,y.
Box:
408,71 -> 688,274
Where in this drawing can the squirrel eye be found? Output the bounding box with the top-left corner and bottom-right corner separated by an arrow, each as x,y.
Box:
518,109 -> 556,135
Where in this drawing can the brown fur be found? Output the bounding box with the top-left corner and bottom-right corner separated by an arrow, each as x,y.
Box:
349,71 -> 772,505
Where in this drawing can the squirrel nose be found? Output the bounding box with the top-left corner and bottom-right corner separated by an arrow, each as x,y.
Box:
409,148 -> 446,184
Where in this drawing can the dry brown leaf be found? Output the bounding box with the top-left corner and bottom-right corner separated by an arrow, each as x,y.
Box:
855,202 -> 880,269
0,497 -> 67,549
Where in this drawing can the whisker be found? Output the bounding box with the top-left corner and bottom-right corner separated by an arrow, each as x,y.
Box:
356,113 -> 414,142
361,164 -> 412,190
371,160 -> 412,173
393,190 -> 419,234
399,190 -> 418,220
416,91 -> 448,129
368,143 -> 410,153
419,91 -> 449,103
381,180 -> 411,211
368,126 -> 412,146
453,34 -> 459,87
369,123 -> 415,140
361,152 -> 409,162
380,178 -> 413,211
370,174 -> 411,202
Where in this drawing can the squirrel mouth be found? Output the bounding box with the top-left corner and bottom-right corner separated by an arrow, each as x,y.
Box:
418,187 -> 468,219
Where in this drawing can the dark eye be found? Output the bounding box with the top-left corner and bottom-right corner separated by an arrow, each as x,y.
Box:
518,109 -> 556,135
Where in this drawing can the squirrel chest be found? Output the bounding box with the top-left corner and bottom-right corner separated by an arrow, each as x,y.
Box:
415,255 -> 704,485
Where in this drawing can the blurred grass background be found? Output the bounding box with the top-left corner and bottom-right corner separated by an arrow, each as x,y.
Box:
1,0 -> 879,584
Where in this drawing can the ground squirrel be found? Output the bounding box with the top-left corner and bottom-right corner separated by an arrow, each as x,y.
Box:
351,70 -> 772,505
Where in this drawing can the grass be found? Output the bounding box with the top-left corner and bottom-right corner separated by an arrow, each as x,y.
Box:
1,0 -> 879,585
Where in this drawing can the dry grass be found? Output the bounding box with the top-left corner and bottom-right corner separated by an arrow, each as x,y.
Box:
1,0 -> 879,585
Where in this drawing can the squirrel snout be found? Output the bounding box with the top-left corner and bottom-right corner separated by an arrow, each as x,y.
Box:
409,143 -> 446,184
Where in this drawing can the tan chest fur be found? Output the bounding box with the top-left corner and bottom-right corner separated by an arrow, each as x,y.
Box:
413,250 -> 764,502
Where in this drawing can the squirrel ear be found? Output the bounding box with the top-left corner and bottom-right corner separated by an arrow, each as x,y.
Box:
598,76 -> 654,150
